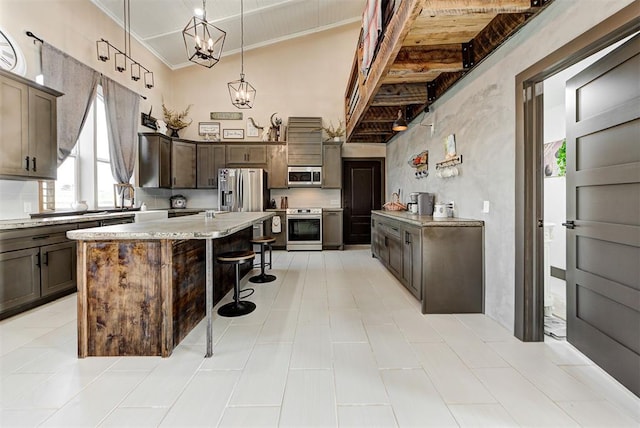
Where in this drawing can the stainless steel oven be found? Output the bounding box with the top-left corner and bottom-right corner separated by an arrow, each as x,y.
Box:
286,208 -> 322,251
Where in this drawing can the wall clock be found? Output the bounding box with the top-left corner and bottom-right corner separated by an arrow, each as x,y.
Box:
0,28 -> 26,76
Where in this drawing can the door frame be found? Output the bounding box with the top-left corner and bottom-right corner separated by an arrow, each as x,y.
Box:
514,4 -> 639,341
342,157 -> 385,245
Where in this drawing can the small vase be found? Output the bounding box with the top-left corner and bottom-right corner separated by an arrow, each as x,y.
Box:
333,136 -> 341,142
169,128 -> 180,138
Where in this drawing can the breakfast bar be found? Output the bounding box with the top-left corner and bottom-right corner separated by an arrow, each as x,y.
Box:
66,211 -> 274,358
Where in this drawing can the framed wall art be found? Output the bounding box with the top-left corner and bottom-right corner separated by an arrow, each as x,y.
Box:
199,122 -> 220,136
223,129 -> 244,139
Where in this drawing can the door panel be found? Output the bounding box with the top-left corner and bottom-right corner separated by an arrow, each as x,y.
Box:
565,34 -> 640,396
343,160 -> 383,245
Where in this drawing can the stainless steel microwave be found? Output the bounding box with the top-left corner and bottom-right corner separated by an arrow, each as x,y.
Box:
287,166 -> 322,187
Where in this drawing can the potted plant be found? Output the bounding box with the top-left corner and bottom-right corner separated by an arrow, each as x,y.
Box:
162,102 -> 193,138
321,120 -> 345,142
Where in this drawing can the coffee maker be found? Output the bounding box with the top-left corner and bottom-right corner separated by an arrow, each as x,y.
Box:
408,193 -> 420,214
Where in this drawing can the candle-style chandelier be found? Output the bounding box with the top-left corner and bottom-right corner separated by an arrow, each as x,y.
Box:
227,0 -> 256,109
182,0 -> 226,68
96,0 -> 154,89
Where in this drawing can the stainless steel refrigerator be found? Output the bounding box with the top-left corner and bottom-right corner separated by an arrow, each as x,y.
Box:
218,168 -> 268,236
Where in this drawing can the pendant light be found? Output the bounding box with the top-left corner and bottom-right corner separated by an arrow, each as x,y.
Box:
392,108 -> 408,131
182,0 -> 226,68
227,0 -> 256,109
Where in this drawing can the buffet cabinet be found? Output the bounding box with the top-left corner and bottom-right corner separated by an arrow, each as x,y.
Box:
0,69 -> 62,180
371,211 -> 484,313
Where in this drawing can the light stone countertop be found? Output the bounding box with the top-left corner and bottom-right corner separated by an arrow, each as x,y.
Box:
372,210 -> 484,227
0,211 -> 137,231
67,211 -> 275,241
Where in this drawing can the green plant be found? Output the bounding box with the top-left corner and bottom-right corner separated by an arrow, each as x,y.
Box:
556,139 -> 566,176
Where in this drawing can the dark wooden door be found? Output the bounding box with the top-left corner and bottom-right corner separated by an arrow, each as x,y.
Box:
343,160 -> 383,244
565,34 -> 640,396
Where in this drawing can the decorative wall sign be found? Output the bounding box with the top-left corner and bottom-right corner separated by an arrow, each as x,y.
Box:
141,112 -> 157,130
444,134 -> 457,159
408,150 -> 429,179
199,122 -> 220,135
223,129 -> 244,139
210,111 -> 243,120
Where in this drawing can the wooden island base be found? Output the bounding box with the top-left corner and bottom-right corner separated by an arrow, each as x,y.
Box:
76,227 -> 251,357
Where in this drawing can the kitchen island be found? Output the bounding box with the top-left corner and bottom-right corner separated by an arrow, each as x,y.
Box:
66,211 -> 274,358
371,210 -> 484,314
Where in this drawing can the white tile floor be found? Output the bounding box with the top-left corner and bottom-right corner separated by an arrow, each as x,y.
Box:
0,248 -> 638,427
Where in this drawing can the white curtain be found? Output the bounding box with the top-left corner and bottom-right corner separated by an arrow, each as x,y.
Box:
101,76 -> 140,186
41,43 -> 99,165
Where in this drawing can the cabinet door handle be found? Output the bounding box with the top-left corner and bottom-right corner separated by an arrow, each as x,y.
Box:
32,157 -> 37,172
173,177 -> 176,185
32,235 -> 50,240
384,236 -> 388,247
36,252 -> 41,267
43,252 -> 49,266
25,156 -> 30,171
562,220 -> 576,229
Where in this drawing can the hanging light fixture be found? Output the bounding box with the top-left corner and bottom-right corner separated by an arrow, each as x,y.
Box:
182,0 -> 226,68
96,0 -> 154,89
228,0 -> 256,109
392,108 -> 408,131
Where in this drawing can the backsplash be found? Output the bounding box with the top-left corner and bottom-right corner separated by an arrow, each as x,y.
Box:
0,180 -> 39,220
270,188 -> 341,209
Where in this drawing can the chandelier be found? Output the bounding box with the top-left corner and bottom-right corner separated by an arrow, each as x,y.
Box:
182,0 -> 226,68
96,0 -> 154,89
227,0 -> 256,109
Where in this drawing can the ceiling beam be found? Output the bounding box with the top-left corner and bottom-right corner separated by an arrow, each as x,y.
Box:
372,83 -> 428,106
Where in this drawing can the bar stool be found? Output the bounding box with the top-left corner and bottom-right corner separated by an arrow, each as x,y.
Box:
249,236 -> 276,284
217,250 -> 256,317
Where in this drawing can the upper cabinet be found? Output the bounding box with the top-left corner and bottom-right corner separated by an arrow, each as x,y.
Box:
0,70 -> 61,180
267,143 -> 287,189
138,133 -> 171,188
226,144 -> 267,165
197,144 -> 226,189
322,141 -> 342,188
287,117 -> 322,166
171,140 -> 197,188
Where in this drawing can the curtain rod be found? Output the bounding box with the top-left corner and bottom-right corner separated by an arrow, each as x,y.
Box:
25,30 -> 148,100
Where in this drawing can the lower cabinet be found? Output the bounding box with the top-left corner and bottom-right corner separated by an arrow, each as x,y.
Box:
0,224 -> 77,318
322,209 -> 344,250
371,212 -> 484,314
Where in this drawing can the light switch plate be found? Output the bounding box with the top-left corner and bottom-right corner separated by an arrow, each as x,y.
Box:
482,200 -> 490,213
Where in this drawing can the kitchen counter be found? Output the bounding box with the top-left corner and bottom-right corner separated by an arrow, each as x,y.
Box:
70,211 -> 273,359
371,210 -> 483,227
0,211 -> 137,230
67,211 -> 271,241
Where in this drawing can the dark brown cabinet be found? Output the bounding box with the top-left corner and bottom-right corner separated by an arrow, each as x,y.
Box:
402,226 -> 422,299
139,133 -> 171,188
0,70 -> 61,180
322,142 -> 342,188
0,224 -> 77,318
323,209 -> 344,250
226,144 -> 267,165
171,139 -> 197,188
267,143 -> 288,189
371,212 -> 484,314
197,144 -> 225,188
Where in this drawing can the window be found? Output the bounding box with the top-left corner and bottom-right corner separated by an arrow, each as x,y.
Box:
41,87 -> 119,211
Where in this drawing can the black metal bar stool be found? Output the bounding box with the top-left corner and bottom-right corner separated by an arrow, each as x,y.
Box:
217,250 -> 256,317
249,236 -> 276,284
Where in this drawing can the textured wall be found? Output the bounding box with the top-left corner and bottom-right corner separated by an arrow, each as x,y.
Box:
385,0 -> 635,330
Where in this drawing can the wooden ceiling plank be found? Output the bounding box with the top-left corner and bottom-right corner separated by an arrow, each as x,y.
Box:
473,13 -> 529,60
421,0 -> 533,15
406,14 -> 497,45
346,0 -> 426,139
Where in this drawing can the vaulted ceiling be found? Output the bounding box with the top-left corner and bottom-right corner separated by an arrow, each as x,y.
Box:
345,0 -> 554,144
91,0 -> 366,70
